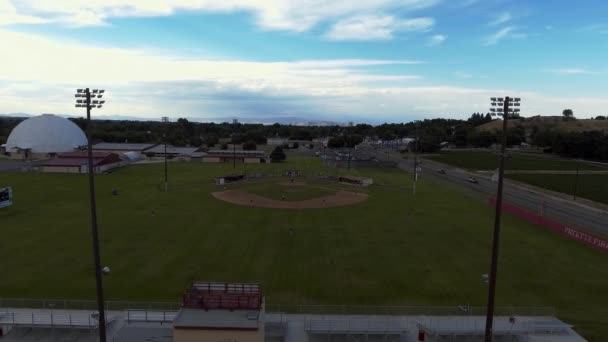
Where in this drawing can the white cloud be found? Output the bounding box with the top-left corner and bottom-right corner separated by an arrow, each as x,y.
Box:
489,12 -> 512,26
1,0 -> 439,31
0,29 -> 423,87
0,0 -> 49,25
325,15 -> 434,41
427,34 -> 446,46
483,26 -> 527,45
1,29 -> 607,121
544,68 -> 606,75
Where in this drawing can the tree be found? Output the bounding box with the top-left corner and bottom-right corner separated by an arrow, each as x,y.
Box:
345,134 -> 364,148
292,141 -> 300,149
468,131 -> 496,147
270,146 -> 286,162
204,134 -> 219,147
327,137 -> 345,148
243,140 -> 257,150
562,109 -> 575,121
595,115 -> 607,120
190,137 -> 203,147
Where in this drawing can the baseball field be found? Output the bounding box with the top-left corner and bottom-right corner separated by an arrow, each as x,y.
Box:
0,157 -> 606,340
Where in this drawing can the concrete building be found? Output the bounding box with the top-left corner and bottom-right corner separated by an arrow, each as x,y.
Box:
203,150 -> 267,163
41,152 -> 123,173
4,114 -> 87,159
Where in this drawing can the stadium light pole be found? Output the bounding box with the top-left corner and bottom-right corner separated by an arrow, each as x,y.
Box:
413,121 -> 420,195
232,119 -> 238,170
485,96 -> 521,342
573,160 -> 580,200
161,117 -> 169,192
74,88 -> 108,342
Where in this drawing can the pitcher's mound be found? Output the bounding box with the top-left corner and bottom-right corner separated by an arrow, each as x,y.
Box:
212,189 -> 368,209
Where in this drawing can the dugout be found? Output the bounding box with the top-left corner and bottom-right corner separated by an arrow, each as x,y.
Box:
215,174 -> 246,185
338,176 -> 373,187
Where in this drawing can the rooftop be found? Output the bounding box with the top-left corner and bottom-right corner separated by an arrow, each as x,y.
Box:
93,142 -> 157,151
145,145 -> 201,155
207,150 -> 265,156
57,151 -> 117,158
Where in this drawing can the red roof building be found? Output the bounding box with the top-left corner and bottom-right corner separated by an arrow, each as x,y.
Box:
42,152 -> 123,173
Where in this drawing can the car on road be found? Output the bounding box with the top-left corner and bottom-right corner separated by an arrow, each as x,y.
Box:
468,177 -> 479,184
437,169 -> 446,174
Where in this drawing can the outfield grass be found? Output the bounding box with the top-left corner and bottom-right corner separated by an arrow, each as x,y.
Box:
508,173 -> 608,205
427,150 -> 603,171
240,182 -> 337,201
0,158 -> 606,340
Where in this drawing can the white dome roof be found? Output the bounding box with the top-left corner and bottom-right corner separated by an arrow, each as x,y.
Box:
6,114 -> 87,153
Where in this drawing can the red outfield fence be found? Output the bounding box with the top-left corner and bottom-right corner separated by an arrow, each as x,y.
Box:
488,198 -> 608,253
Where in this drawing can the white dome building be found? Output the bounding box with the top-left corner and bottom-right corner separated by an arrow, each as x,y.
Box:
4,114 -> 87,159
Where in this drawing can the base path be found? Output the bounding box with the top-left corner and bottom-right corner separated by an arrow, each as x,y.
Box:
212,189 -> 368,209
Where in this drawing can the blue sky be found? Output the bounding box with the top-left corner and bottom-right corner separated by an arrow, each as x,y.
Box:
0,0 -> 607,123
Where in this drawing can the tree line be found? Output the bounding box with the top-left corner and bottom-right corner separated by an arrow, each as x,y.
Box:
2,113 -> 608,162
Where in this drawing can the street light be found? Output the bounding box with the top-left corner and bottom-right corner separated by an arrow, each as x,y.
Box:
413,121 -> 420,195
232,119 -> 238,170
161,116 -> 169,192
74,88 -> 108,342
484,96 -> 521,342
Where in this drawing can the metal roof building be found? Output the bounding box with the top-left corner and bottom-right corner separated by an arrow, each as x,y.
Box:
92,142 -> 157,152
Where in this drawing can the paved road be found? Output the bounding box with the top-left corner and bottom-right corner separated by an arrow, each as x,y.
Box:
360,147 -> 608,238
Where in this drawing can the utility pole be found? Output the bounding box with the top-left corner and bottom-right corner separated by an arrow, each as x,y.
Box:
485,96 -> 521,342
413,122 -> 419,195
232,119 -> 238,170
162,116 -> 169,192
75,88 -> 107,342
573,160 -> 580,200
347,121 -> 354,171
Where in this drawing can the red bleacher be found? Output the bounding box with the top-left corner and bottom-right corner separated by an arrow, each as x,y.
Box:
182,282 -> 263,311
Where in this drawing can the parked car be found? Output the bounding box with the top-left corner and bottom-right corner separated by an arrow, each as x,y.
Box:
437,169 -> 446,174
468,177 -> 479,184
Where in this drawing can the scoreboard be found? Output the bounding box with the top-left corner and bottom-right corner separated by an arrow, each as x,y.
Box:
0,187 -> 12,208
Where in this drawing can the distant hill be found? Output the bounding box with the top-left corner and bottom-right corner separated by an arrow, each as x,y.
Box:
477,116 -> 608,133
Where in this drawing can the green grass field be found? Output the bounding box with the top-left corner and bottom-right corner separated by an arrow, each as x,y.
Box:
508,174 -> 608,205
0,158 -> 606,340
427,150 -> 603,171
